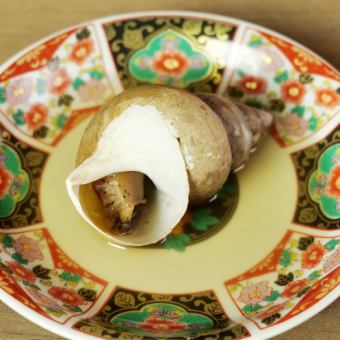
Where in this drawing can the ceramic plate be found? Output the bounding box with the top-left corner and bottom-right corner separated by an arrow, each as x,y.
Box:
0,10 -> 339,340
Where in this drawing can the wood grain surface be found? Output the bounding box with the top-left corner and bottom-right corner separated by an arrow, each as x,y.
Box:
0,0 -> 339,339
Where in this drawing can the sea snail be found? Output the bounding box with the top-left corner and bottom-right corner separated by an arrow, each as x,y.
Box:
66,85 -> 272,246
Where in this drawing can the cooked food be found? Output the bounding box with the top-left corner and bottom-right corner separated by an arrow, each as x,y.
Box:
92,171 -> 146,235
66,85 -> 272,246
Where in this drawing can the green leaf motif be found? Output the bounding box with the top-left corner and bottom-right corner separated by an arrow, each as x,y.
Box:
33,265 -> 51,280
262,313 -> 281,325
269,99 -> 285,112
12,110 -> 25,125
228,86 -> 244,98
216,183 -> 235,201
248,39 -> 263,47
22,280 -> 40,290
58,94 -> 74,107
33,126 -> 49,139
59,271 -> 81,282
76,28 -> 91,40
0,87 -> 5,103
73,77 -> 85,90
78,288 -> 97,301
65,304 -> 82,313
275,272 -> 294,286
36,78 -> 46,95
2,235 -> 14,248
299,74 -> 314,84
242,304 -> 262,313
274,70 -> 289,84
308,117 -> 318,131
46,307 -> 65,315
237,70 -> 245,78
164,234 -> 191,252
279,249 -> 292,267
0,261 -> 13,274
308,270 -> 321,281
292,106 -> 305,117
298,236 -> 314,251
89,70 -> 104,80
296,286 -> 310,297
264,290 -> 280,302
56,113 -> 68,129
324,239 -> 339,252
11,252 -> 28,265
190,208 -> 219,231
245,99 -> 263,109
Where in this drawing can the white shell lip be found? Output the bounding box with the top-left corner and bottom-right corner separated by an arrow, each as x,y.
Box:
66,104 -> 190,246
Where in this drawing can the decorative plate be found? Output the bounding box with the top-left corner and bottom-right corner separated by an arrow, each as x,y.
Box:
0,10 -> 339,340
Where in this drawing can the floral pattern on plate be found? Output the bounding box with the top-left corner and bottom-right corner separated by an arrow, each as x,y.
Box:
226,28 -> 340,147
225,230 -> 339,328
309,145 -> 340,219
73,286 -> 249,339
292,127 -> 340,229
0,12 -> 339,340
0,26 -> 113,145
0,228 -> 107,323
129,29 -> 212,87
0,144 -> 29,217
0,123 -> 48,227
160,174 -> 238,252
103,17 -> 237,92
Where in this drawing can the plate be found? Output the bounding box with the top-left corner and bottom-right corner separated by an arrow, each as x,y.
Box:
0,10 -> 339,340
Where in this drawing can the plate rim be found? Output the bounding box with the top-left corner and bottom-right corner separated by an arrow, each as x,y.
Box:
0,9 -> 339,340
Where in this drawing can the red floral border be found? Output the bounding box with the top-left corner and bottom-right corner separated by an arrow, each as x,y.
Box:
0,227 -> 108,324
225,229 -> 340,329
0,29 -> 78,83
260,31 -> 340,81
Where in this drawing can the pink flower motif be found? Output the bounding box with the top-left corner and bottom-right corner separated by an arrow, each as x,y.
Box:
5,78 -> 33,107
78,79 -> 107,102
323,249 -> 340,272
26,288 -> 62,310
161,36 -> 178,51
47,68 -> 72,95
138,56 -> 152,69
189,55 -> 206,69
237,281 -> 272,305
277,112 -> 309,137
13,235 -> 43,262
256,45 -> 285,72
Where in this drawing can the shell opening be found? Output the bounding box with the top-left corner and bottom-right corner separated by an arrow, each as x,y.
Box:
66,104 -> 189,246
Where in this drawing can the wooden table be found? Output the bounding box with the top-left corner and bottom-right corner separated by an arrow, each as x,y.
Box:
0,0 -> 339,339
